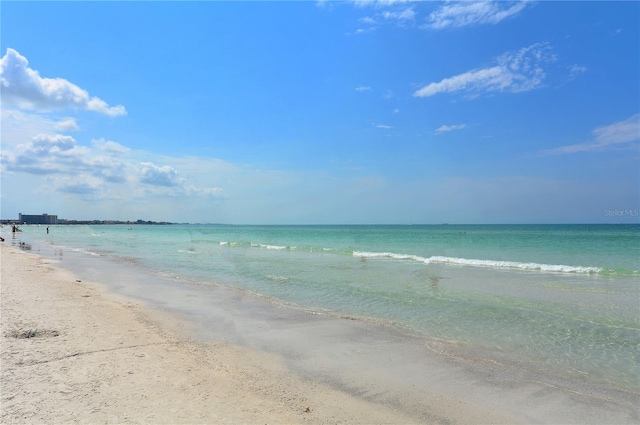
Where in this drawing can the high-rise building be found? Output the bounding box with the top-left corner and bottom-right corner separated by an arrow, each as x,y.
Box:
18,213 -> 58,225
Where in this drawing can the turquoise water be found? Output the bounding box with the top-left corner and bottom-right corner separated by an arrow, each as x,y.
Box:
8,224 -> 640,393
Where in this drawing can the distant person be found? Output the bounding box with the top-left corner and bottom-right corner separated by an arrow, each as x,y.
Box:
46,226 -> 49,234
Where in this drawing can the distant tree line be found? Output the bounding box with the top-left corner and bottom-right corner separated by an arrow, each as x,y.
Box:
57,219 -> 174,225
1,217 -> 173,225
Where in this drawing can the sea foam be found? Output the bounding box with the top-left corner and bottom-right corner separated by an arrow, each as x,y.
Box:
352,251 -> 602,274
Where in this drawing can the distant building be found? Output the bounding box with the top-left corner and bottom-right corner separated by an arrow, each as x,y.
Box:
18,213 -> 58,225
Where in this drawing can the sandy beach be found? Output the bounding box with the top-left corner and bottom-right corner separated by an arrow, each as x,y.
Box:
2,241 -> 638,424
1,243 -> 518,424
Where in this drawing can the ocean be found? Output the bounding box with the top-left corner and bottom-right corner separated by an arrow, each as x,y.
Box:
6,223 -> 640,395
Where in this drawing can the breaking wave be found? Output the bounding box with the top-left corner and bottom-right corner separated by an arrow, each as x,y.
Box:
216,239 -> 637,275
352,251 -> 604,274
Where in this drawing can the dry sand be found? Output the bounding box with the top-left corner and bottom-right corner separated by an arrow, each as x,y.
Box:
1,243 -> 524,424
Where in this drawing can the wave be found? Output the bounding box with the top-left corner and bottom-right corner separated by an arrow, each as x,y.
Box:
220,241 -> 290,250
254,243 -> 288,250
220,240 -> 348,254
177,249 -> 201,254
352,251 -> 603,274
215,240 -> 636,275
219,241 -> 252,247
64,247 -> 103,257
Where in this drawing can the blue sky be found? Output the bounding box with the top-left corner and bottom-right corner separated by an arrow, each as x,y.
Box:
1,1 -> 638,224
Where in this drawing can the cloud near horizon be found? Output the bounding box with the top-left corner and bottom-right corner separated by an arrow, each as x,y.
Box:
414,43 -> 554,98
0,132 -> 224,199
139,162 -> 184,187
542,114 -> 640,155
0,48 -> 126,117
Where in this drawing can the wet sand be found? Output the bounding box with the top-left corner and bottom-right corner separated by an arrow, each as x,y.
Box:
1,243 -> 637,424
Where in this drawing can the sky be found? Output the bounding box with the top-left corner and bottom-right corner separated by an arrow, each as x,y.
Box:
1,1 -> 639,224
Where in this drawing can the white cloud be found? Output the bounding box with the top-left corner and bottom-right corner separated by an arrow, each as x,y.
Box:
359,16 -> 377,24
93,138 -> 130,154
0,130 -> 224,197
375,124 -> 393,129
351,0 -> 413,7
355,85 -> 371,92
54,118 -> 79,131
414,43 -> 554,98
593,114 -> 640,146
0,48 -> 126,117
568,64 -> 587,79
382,7 -> 415,22
139,162 -> 184,187
351,27 -> 377,35
435,124 -> 467,133
350,1 -> 416,32
1,133 -> 129,179
349,1 -> 530,35
31,133 -> 77,152
543,114 -> 640,155
425,1 -> 530,30
1,110 -> 71,150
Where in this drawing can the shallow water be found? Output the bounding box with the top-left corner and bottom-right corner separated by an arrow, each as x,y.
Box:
6,224 -> 640,393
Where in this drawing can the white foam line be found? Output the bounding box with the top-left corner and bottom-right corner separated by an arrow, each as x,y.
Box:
71,248 -> 102,257
353,251 -> 602,274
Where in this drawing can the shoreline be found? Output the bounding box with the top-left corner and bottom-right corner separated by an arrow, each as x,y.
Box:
0,243 -> 511,424
2,242 -> 638,424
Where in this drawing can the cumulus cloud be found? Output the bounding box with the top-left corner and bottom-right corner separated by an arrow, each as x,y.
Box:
543,114 -> 640,155
31,133 -> 77,153
425,1 -> 530,30
414,43 -> 554,98
0,134 -> 132,183
435,124 -> 467,133
139,162 -> 184,187
2,134 -> 88,174
0,132 -> 223,195
0,48 -> 126,116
